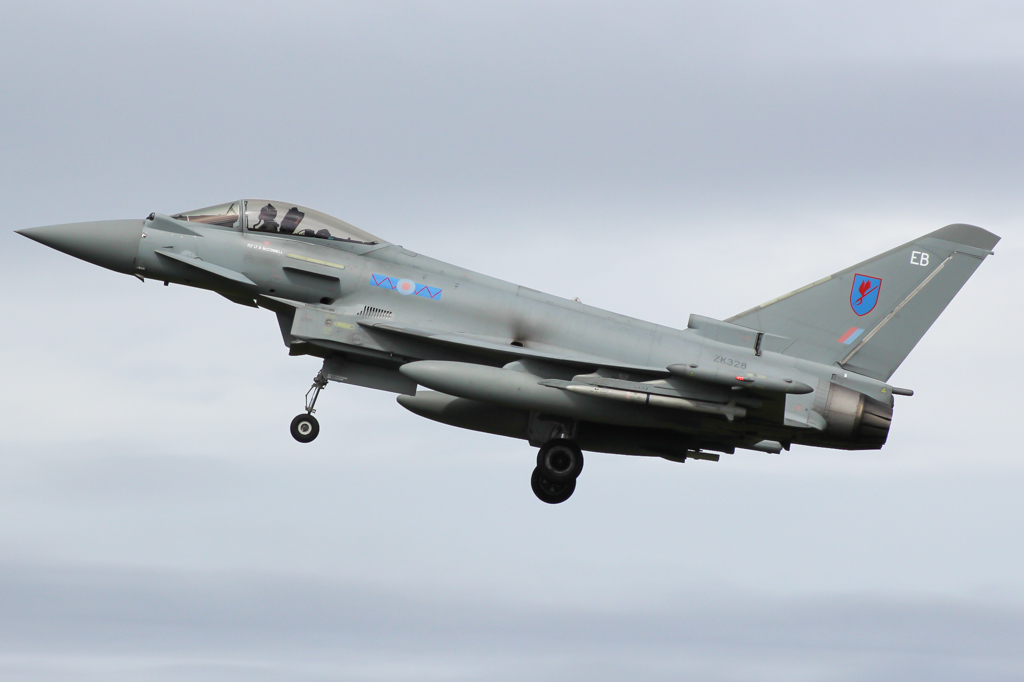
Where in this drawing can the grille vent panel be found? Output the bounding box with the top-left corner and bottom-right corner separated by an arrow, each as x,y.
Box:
357,305 -> 393,320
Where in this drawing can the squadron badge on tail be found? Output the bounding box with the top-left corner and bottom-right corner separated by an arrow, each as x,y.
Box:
850,274 -> 882,316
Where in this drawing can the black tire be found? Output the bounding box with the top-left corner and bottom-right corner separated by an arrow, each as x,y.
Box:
536,439 -> 584,482
290,413 -> 320,443
531,467 -> 576,504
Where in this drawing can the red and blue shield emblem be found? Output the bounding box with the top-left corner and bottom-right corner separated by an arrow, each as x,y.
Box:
850,274 -> 881,316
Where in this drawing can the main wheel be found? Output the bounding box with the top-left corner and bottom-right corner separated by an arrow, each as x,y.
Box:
536,439 -> 584,482
290,413 -> 320,443
531,467 -> 576,504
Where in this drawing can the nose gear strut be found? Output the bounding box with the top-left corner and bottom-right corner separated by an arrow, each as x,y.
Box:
305,371 -> 328,415
290,371 -> 328,443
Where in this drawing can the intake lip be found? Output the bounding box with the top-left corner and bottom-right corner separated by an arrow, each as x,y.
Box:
17,219 -> 145,275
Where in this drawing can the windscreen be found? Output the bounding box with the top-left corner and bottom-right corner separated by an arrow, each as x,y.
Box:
171,201 -> 241,228
244,200 -> 380,244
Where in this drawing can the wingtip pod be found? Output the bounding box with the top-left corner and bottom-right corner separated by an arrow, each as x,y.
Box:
927,223 -> 1001,252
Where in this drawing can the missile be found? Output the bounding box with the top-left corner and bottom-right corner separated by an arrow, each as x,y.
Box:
666,363 -> 813,394
398,361 -> 711,430
562,384 -> 746,419
397,390 -> 730,460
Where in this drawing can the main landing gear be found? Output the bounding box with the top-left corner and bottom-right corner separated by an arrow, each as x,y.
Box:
531,439 -> 584,504
290,371 -> 327,443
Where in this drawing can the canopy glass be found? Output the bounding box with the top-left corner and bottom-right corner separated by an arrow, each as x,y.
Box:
171,201 -> 241,228
169,200 -> 382,245
243,199 -> 381,244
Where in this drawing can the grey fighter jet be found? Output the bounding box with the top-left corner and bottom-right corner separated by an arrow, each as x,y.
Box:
17,201 -> 1000,503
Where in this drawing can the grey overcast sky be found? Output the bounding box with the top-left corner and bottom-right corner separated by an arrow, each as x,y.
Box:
1,2 -> 1023,680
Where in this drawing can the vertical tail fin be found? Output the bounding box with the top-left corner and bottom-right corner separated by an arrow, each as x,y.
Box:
726,224 -> 1000,381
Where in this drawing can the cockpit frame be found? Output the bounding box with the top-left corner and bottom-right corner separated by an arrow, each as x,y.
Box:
242,199 -> 381,246
169,199 -> 385,248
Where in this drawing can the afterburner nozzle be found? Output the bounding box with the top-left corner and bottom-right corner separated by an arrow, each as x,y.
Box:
17,219 -> 145,275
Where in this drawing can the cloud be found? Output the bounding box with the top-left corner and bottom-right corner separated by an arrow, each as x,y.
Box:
1,561 -> 1022,682
5,1 -> 1024,223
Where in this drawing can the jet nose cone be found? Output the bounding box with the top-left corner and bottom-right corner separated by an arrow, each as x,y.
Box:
17,219 -> 144,274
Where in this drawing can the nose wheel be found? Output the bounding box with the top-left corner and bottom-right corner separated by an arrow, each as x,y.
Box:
291,371 -> 327,443
290,413 -> 320,443
531,439 -> 584,504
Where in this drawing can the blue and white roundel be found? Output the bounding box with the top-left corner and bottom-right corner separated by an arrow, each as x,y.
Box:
395,279 -> 416,295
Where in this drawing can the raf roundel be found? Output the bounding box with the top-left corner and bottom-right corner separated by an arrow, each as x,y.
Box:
396,279 -> 416,295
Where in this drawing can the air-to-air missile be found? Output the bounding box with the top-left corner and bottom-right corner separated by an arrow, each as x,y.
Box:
17,200 -> 1000,503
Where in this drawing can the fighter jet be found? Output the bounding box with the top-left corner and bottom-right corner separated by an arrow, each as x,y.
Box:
17,200 -> 1000,503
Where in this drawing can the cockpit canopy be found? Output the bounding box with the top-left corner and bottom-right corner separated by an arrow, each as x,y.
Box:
244,199 -> 381,244
171,199 -> 382,245
172,201 -> 241,228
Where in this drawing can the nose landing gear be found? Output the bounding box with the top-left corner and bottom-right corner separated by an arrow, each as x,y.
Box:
290,413 -> 319,443
290,371 -> 327,443
531,439 -> 584,504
